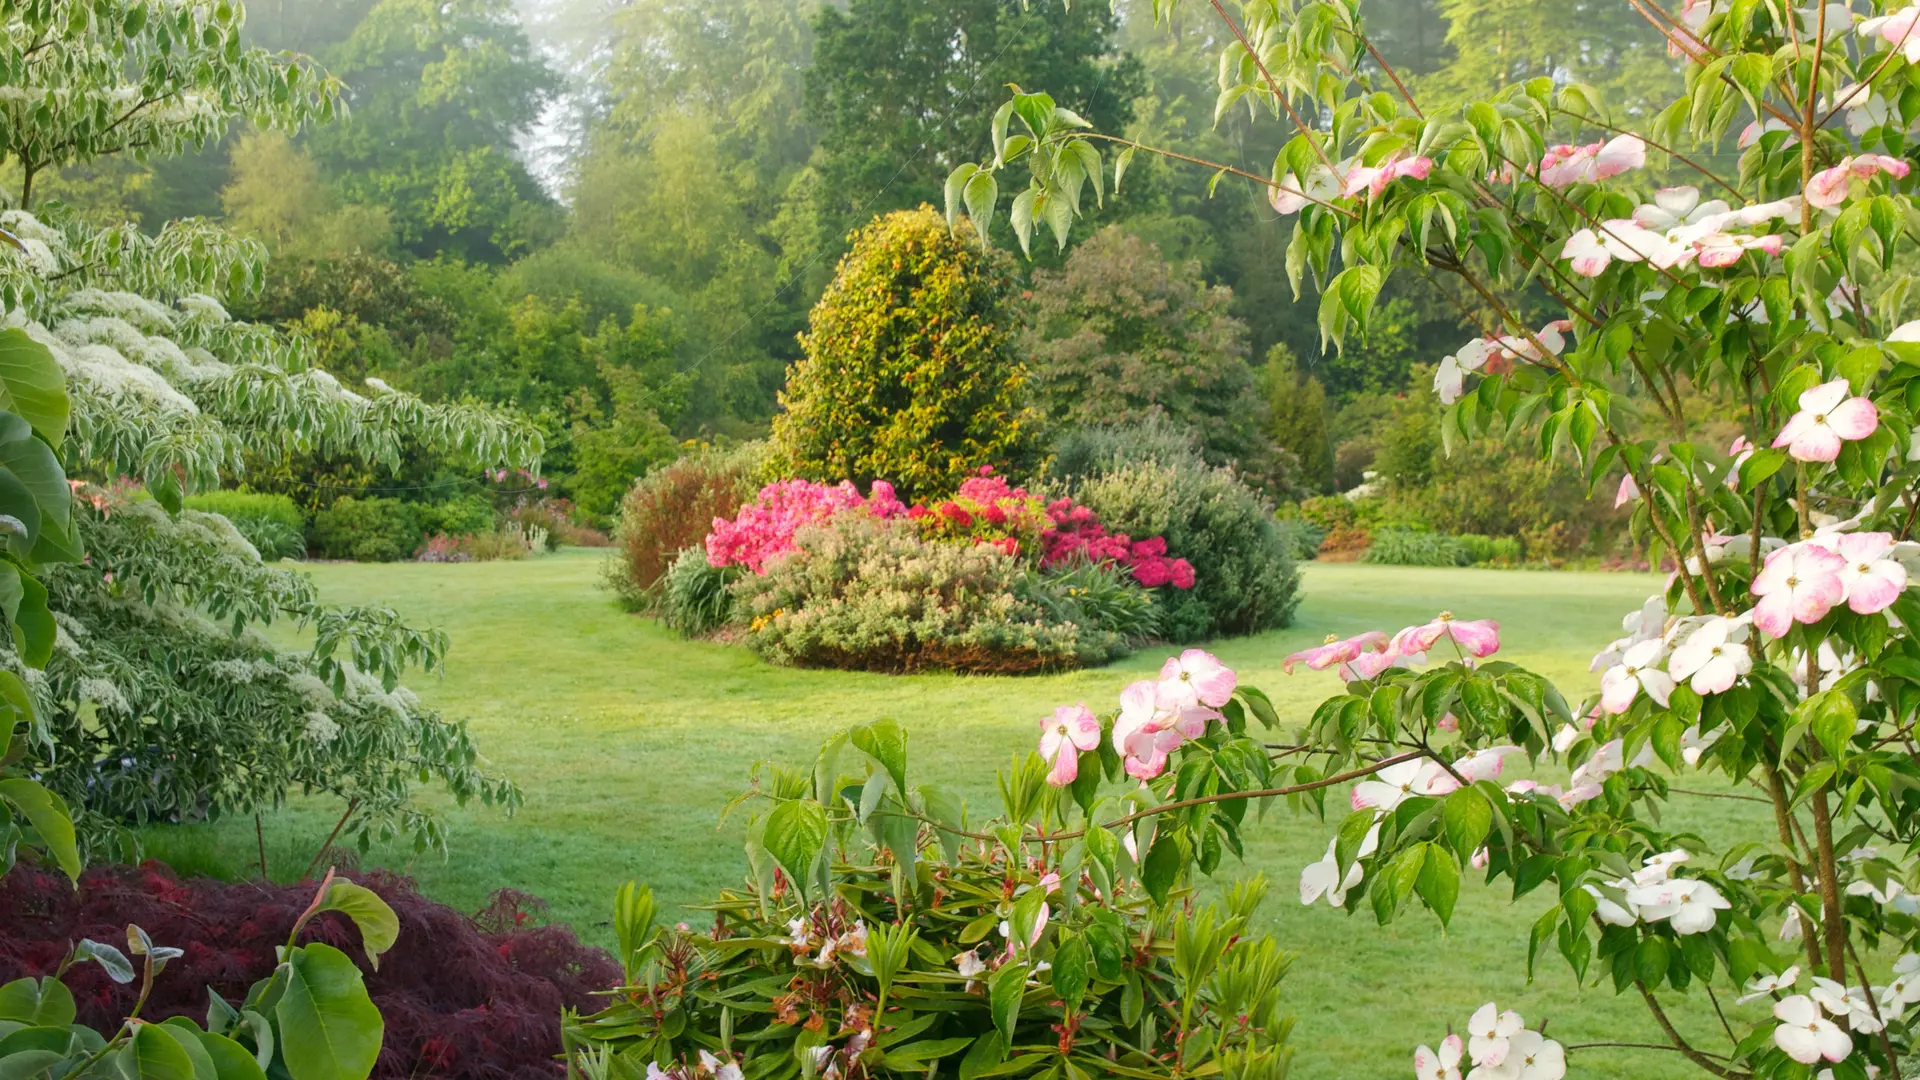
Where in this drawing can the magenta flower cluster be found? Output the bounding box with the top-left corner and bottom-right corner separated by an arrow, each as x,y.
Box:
1041,500 -> 1195,590
705,479 -> 907,573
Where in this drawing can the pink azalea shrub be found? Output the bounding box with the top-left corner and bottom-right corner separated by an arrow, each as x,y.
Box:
1041,498 -> 1196,590
909,468 -> 1051,556
705,479 -> 908,573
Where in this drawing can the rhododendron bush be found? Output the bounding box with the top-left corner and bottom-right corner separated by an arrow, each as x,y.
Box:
914,0 -> 1920,1073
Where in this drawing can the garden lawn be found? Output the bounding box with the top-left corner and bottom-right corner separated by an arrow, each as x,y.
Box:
148,552 -> 1774,1079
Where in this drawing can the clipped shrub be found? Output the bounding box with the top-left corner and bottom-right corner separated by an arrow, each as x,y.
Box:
770,207 -> 1036,499
1364,527 -> 1470,567
611,445 -> 764,609
309,496 -> 421,562
733,516 -> 1120,673
1074,458 -> 1301,642
0,862 -> 620,1079
661,546 -> 737,636
183,489 -> 307,560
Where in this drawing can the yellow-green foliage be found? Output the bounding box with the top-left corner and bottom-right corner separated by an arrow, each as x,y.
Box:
770,206 -> 1035,499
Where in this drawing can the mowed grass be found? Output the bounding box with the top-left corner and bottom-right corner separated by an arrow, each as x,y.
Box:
144,552 -> 1779,1078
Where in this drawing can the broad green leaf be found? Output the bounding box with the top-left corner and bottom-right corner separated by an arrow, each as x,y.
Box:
276,945 -> 384,1080
312,880 -> 400,968
1417,844 -> 1460,926
75,938 -> 135,984
1141,831 -> 1184,906
195,1030 -> 268,1080
8,571 -> 54,669
1441,788 -> 1492,861
762,798 -> 828,895
0,330 -> 68,448
0,977 -> 73,1026
851,718 -> 909,799
0,779 -> 77,880
153,1020 -> 219,1080
1807,691 -> 1857,762
121,1023 -> 197,1080
988,961 -> 1026,1046
1051,933 -> 1090,1010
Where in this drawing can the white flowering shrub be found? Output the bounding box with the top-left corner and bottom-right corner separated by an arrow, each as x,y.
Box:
0,0 -> 540,860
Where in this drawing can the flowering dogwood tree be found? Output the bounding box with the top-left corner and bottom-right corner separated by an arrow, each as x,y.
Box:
935,0 -> 1920,1075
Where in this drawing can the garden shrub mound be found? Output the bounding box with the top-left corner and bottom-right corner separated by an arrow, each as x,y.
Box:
734,515 -> 1121,673
0,862 -> 619,1079
769,206 -> 1037,499
1059,423 -> 1302,642
610,444 -> 764,609
182,490 -> 307,560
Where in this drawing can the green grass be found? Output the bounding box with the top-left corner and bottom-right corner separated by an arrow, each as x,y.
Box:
144,551 -> 1775,1078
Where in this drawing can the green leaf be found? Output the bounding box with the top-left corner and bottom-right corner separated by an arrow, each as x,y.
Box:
1634,937 -> 1671,986
0,330 -> 69,448
762,799 -> 828,895
0,779 -> 77,881
944,164 -> 979,228
988,962 -> 1026,1046
852,719 -> 909,799
122,1023 -> 197,1080
311,881 -> 400,969
194,1030 -> 268,1080
7,571 -> 54,669
1807,691 -> 1857,762
959,1031 -> 1006,1080
1051,933 -> 1090,1010
1113,145 -> 1136,193
0,977 -> 73,1026
962,170 -> 998,246
153,1021 -> 220,1080
1442,788 -> 1492,862
276,945 -> 384,1080
1416,844 -> 1460,926
1141,831 -> 1184,906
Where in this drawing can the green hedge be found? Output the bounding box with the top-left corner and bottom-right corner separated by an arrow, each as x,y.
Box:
309,495 -> 500,562
182,490 -> 306,560
1363,528 -> 1523,567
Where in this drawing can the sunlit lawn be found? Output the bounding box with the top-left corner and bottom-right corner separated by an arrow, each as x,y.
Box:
146,551 -> 1779,1078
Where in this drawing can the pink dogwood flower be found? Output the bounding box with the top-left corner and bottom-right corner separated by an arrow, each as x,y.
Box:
1391,612 -> 1501,659
1038,705 -> 1101,787
1667,617 -> 1753,694
1600,639 -> 1675,714
1773,995 -> 1853,1064
1341,648 -> 1413,681
1340,154 -> 1434,200
1752,541 -> 1850,637
1861,5 -> 1920,61
1806,154 -> 1912,209
1772,378 -> 1879,462
1560,220 -> 1682,277
1156,649 -> 1236,710
1614,472 -> 1641,508
1537,135 -> 1647,187
1283,631 -> 1390,674
1835,531 -> 1909,614
1414,1035 -> 1465,1080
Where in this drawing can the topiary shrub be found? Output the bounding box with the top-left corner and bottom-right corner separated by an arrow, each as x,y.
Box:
769,207 -> 1036,500
1074,457 -> 1301,642
309,496 -> 422,562
661,546 -> 737,637
0,861 -> 620,1079
610,445 -> 765,610
733,516 -> 1120,673
183,489 -> 308,560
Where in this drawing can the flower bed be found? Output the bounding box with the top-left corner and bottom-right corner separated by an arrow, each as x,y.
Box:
681,470 -> 1205,672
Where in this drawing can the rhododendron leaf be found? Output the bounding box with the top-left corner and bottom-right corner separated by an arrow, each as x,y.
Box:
1441,789 -> 1492,861
276,944 -> 382,1080
763,799 -> 828,899
852,718 -> 909,803
1416,844 -> 1459,927
0,976 -> 73,1026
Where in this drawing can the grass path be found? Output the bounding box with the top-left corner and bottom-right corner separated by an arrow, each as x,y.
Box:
148,551 -> 1772,1078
